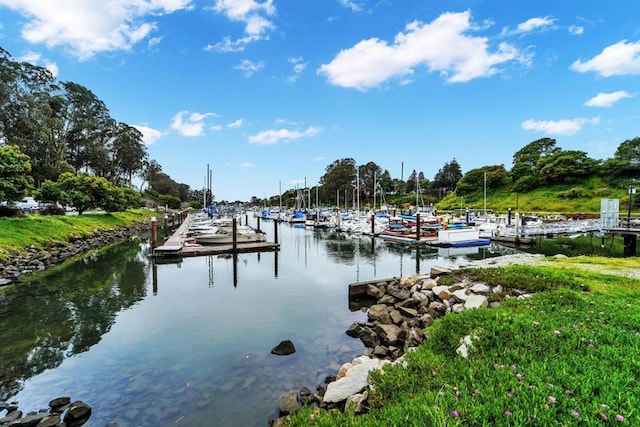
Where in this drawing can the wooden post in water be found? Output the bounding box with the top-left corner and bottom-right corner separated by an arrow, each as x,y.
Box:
274,219 -> 279,244
257,217 -> 261,232
245,213 -> 249,226
416,213 -> 421,240
507,208 -> 512,226
164,215 -> 169,238
151,217 -> 158,248
232,217 -> 238,252
371,214 -> 375,235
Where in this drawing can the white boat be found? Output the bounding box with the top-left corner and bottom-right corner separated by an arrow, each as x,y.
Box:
195,226 -> 266,245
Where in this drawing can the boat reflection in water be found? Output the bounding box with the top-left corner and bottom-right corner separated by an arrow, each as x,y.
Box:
3,219 -> 517,426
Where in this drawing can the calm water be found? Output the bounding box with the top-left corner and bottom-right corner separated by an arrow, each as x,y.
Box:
0,219 -> 516,426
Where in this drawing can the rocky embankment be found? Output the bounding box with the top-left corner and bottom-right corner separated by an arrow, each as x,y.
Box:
270,253 -> 546,425
0,222 -> 151,287
0,397 -> 91,426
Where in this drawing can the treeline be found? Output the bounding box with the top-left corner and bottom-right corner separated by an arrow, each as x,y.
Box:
0,47 -> 204,212
262,137 -> 639,209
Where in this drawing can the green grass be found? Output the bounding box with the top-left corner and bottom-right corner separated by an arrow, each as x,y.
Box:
436,176 -> 631,215
0,209 -> 156,261
287,261 -> 640,426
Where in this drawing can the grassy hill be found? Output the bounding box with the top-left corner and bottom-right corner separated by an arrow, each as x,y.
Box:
434,177 -> 633,216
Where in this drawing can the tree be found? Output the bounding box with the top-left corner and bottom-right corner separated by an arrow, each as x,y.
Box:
0,49 -> 66,186
511,138 -> 559,181
536,150 -> 599,185
601,137 -> 640,185
61,81 -> 115,175
432,159 -> 463,196
358,161 -> 384,206
405,170 -> 417,194
455,165 -> 508,196
110,123 -> 148,187
319,158 -> 356,206
0,144 -> 34,202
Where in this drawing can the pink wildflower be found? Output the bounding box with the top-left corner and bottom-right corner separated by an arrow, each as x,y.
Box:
472,389 -> 480,397
310,413 -> 315,420
573,411 -> 580,418
548,396 -> 556,404
516,373 -> 523,380
616,415 -> 624,422
511,365 -> 517,371
504,410 -> 512,416
600,413 -> 608,420
452,410 -> 460,418
565,389 -> 572,395
455,390 -> 460,399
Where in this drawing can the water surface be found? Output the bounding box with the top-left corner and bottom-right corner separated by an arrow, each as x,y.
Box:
0,220 -> 514,426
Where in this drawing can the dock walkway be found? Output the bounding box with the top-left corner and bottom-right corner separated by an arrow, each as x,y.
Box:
152,216 -> 279,258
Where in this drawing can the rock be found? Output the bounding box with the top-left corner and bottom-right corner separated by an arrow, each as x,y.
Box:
345,322 -> 365,338
279,390 -> 299,415
430,266 -> 452,277
49,397 -> 71,413
421,278 -> 438,289
0,410 -> 22,424
396,306 -> 418,318
365,284 -> 385,299
374,323 -> 402,346
367,304 -> 392,324
464,294 -> 488,310
37,414 -> 61,427
62,400 -> 91,427
432,285 -> 451,300
345,391 -> 368,414
323,358 -> 381,403
399,274 -> 418,288
9,412 -> 47,426
271,340 -> 296,355
470,283 -> 491,295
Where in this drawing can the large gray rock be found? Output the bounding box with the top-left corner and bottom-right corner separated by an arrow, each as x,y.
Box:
367,304 -> 392,324
323,358 -> 381,403
464,294 -> 488,310
279,390 -> 299,415
271,340 -> 296,355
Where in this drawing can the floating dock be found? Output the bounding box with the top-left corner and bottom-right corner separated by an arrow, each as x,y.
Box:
152,216 -> 279,258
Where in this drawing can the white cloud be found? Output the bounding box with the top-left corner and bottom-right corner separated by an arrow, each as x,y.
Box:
17,49 -> 59,77
312,156 -> 325,162
210,125 -> 222,131
238,162 -> 254,168
285,56 -> 308,83
584,91 -> 632,107
0,0 -> 193,60
234,59 -> 265,77
209,0 -> 275,52
568,25 -> 584,36
148,36 -> 163,48
133,125 -> 165,145
514,16 -> 556,34
248,126 -> 321,145
171,110 -> 216,137
228,119 -> 245,128
338,0 -> 365,13
521,117 -> 600,136
571,40 -> 640,76
318,11 -> 526,90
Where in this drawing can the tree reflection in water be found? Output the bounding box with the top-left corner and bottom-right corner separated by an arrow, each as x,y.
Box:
0,239 -> 150,399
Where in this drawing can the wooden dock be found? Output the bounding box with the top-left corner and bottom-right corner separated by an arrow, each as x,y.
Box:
152,216 -> 279,258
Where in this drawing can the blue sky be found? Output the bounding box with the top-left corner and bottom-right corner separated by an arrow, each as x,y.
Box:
0,1 -> 639,202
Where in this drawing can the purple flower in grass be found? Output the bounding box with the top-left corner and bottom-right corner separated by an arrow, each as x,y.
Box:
616,414 -> 624,422
573,411 -> 580,418
548,396 -> 556,404
504,410 -> 512,416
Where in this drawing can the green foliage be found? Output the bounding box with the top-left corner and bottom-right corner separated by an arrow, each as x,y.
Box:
319,158 -> 356,205
0,144 -> 34,202
536,150 -> 599,185
456,165 -> 508,196
512,175 -> 537,193
557,187 -> 584,199
0,209 -> 155,260
289,265 -> 640,426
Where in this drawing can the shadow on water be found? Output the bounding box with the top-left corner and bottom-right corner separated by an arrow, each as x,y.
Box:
0,239 -> 150,399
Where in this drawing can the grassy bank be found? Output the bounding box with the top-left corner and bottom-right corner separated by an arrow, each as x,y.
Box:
288,257 -> 640,426
435,177 -> 632,216
0,209 -> 158,262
